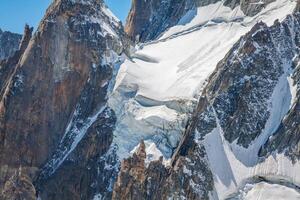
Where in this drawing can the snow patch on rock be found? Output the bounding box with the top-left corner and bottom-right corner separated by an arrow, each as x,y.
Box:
131,140 -> 171,166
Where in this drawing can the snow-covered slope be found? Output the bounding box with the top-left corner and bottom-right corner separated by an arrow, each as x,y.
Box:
229,181 -> 300,200
109,0 -> 297,162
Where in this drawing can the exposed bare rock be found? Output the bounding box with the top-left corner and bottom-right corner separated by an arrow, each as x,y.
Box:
295,0 -> 300,12
18,25 -> 33,54
113,140 -> 147,200
239,0 -> 275,16
1,168 -> 36,200
125,0 -> 207,42
37,108 -> 117,200
0,0 -> 129,199
0,24 -> 33,93
112,140 -> 213,200
0,28 -> 22,61
1,0 -> 299,199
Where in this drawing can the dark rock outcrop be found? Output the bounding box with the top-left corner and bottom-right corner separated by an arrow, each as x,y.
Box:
37,108 -> 117,200
0,29 -> 22,60
238,0 -> 275,16
0,0 -> 299,199
259,13 -> 300,160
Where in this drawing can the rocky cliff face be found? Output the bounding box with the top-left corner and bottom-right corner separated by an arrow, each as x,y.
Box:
125,0 -> 201,42
0,25 -> 33,95
125,0 -> 276,42
0,0 -> 129,199
0,29 -> 22,60
112,139 -> 213,200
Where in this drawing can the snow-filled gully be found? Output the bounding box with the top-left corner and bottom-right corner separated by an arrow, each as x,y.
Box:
38,104 -> 107,179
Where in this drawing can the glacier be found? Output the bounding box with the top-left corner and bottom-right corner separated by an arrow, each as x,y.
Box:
108,0 -> 297,162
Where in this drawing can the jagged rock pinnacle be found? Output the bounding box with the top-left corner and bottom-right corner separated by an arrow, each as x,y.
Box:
19,24 -> 33,53
136,140 -> 146,160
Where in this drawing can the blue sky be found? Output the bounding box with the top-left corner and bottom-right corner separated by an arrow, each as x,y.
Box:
0,0 -> 131,34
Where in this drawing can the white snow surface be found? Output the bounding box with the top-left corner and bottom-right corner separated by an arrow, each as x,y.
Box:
200,63 -> 300,199
109,0 -> 297,162
115,0 -> 296,101
93,194 -> 103,200
201,127 -> 300,199
288,74 -> 298,109
243,182 -> 300,200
